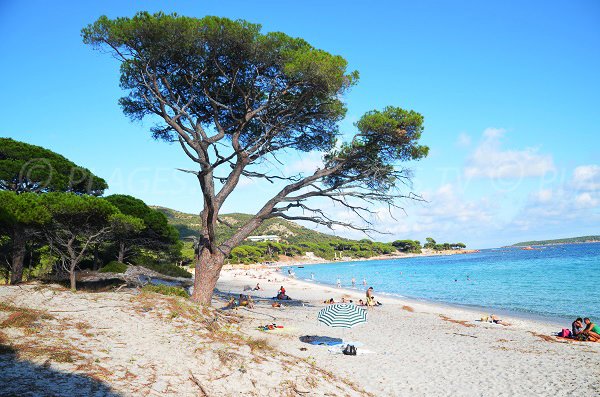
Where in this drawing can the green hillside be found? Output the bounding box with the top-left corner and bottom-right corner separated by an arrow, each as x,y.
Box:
512,235 -> 600,246
151,206 -> 348,244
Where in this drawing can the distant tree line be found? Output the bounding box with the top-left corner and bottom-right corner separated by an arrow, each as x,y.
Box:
0,138 -> 185,289
223,237 -> 466,264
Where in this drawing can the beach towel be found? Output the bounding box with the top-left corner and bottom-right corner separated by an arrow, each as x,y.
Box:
299,335 -> 343,346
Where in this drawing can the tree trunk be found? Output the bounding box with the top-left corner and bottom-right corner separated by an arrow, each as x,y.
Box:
70,270 -> 77,291
10,227 -> 27,285
118,242 -> 125,263
69,258 -> 77,291
191,250 -> 225,305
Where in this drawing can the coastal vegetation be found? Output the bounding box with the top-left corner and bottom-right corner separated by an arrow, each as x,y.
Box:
511,235 -> 600,246
0,140 -> 184,288
82,12 -> 430,305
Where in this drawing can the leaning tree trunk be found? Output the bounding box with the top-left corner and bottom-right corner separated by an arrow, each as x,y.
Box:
191,250 -> 225,305
10,227 -> 27,285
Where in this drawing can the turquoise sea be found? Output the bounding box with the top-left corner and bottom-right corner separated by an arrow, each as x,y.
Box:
282,243 -> 600,323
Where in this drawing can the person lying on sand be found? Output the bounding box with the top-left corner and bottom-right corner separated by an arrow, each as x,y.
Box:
491,315 -> 510,326
582,318 -> 600,342
323,298 -> 335,304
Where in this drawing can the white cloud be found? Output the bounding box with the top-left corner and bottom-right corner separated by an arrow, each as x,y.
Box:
532,189 -> 553,204
482,127 -> 506,139
575,192 -> 599,209
455,132 -> 472,148
572,165 -> 600,191
464,128 -> 554,179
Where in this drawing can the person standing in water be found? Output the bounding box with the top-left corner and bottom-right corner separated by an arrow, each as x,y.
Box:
362,277 -> 367,286
336,277 -> 341,288
351,277 -> 356,287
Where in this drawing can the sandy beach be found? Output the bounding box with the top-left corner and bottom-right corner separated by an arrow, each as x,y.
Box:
218,266 -> 600,396
1,268 -> 599,396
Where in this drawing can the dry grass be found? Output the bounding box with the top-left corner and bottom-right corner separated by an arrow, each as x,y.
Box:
529,331 -> 559,343
439,314 -> 475,328
247,337 -> 271,352
14,344 -> 82,363
214,347 -> 237,366
0,302 -> 55,329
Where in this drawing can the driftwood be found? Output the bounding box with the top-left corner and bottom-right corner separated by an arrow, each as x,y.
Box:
45,265 -> 193,288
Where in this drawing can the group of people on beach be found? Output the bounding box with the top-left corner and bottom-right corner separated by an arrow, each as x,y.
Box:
571,318 -> 600,342
323,286 -> 382,307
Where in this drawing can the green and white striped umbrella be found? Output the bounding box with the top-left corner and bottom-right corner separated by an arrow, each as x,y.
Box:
317,303 -> 367,328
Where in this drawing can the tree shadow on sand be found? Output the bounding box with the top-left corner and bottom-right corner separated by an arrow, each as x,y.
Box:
0,344 -> 122,397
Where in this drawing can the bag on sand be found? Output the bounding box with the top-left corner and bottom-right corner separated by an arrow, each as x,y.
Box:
559,328 -> 571,338
342,345 -> 357,356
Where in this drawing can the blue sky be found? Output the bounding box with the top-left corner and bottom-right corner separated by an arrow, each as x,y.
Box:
1,0 -> 599,248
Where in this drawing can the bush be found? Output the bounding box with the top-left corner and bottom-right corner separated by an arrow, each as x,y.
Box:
141,284 -> 190,298
99,261 -> 128,273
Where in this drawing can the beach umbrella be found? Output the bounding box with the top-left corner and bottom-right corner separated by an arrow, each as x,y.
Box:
317,303 -> 367,329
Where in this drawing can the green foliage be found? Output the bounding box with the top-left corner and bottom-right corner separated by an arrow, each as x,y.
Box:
225,239 -> 396,264
424,237 -> 436,250
392,240 -> 422,253
422,238 -> 466,251
0,137 -> 107,195
141,284 -> 190,298
106,195 -> 179,244
323,106 -> 429,190
99,261 -> 128,273
0,191 -> 51,227
40,192 -> 118,227
82,12 -> 356,153
110,213 -> 144,237
511,236 -> 600,246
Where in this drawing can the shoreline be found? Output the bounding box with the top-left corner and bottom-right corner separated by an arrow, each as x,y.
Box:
279,274 -> 570,328
220,267 -> 567,329
216,267 -> 600,395
224,247 -> 481,270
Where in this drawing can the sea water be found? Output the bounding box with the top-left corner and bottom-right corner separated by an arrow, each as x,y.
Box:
283,243 -> 600,323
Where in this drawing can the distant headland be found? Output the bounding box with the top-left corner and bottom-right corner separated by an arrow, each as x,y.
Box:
511,235 -> 600,247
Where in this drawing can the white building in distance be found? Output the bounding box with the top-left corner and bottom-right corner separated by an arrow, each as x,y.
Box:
246,235 -> 281,242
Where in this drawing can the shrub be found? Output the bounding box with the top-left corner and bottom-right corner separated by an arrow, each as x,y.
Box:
141,284 -> 190,298
99,261 -> 128,273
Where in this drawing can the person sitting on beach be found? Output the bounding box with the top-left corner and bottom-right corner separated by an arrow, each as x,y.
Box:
276,286 -> 291,300
254,283 -> 261,291
358,299 -> 365,306
572,318 -> 584,337
366,287 -> 376,306
323,298 -> 335,304
582,318 -> 600,342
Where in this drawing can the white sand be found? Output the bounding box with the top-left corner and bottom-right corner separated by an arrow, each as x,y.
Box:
218,267 -> 600,396
1,269 -> 598,396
